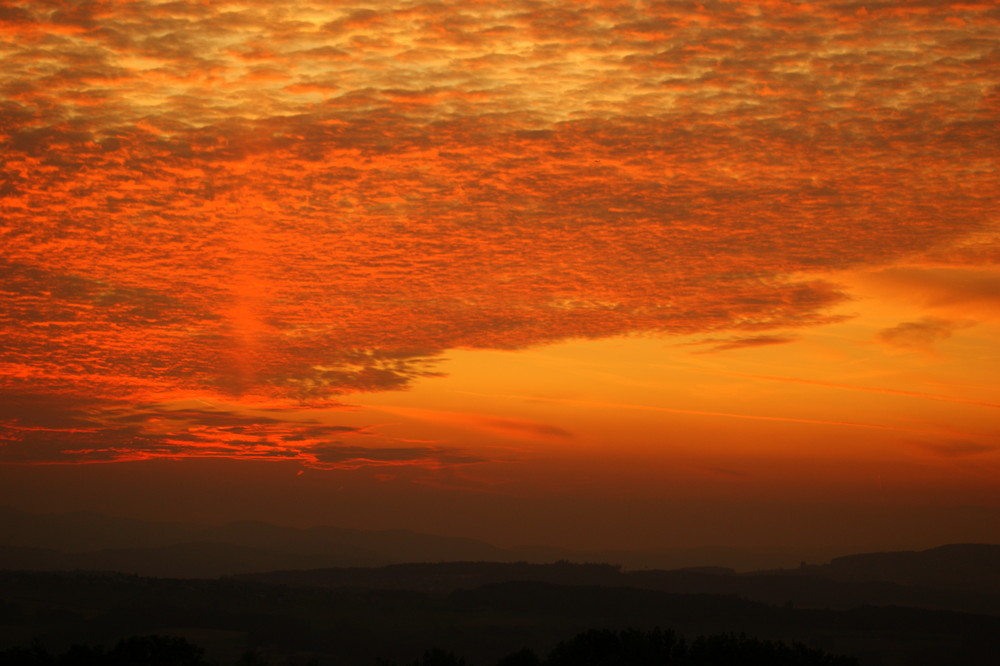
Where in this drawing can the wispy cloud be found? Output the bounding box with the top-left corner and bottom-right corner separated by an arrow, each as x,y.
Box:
369,405 -> 574,442
863,268 -> 1000,316
687,335 -> 799,353
877,317 -> 973,351
307,444 -> 488,470
907,439 -> 998,459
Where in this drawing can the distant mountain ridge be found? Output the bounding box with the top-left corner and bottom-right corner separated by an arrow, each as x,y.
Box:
0,506 -> 851,575
3,568 -> 999,666
233,548 -> 1000,617
802,543 -> 1000,593
2,506 -> 998,605
0,506 -> 515,576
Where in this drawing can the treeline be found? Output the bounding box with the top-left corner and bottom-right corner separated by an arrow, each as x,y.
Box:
399,628 -> 858,666
0,628 -> 857,666
0,635 -> 210,666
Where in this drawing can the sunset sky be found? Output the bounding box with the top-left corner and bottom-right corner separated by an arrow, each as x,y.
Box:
1,0 -> 998,553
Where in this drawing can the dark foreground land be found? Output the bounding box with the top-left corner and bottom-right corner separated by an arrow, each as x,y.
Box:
2,547 -> 1000,666
0,628 -> 859,666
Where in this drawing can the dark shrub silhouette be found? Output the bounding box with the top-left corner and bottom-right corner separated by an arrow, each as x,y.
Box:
543,628 -> 857,666
546,628 -> 684,666
0,635 -> 209,666
408,647 -> 469,666
0,640 -> 52,666
234,649 -> 271,665
686,633 -> 857,666
106,635 -> 208,665
496,648 -> 541,666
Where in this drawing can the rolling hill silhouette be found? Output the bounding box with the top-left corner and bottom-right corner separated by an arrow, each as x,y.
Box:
2,507 -> 999,665
0,507 -> 514,576
0,507 -> 867,575
1,569 -> 998,665
786,543 -> 1000,594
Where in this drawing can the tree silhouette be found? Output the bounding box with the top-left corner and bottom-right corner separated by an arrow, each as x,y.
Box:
495,647 -> 541,666
686,633 -> 857,666
408,647 -> 469,666
546,627 -> 683,666
0,635 -> 210,666
234,650 -> 271,666
542,628 -> 857,666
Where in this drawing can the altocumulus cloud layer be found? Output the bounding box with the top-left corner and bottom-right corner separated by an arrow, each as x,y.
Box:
1,0 -> 997,463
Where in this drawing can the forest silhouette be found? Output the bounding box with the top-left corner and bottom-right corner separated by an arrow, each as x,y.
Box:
0,628 -> 859,666
2,512 -> 998,665
2,554 -> 999,666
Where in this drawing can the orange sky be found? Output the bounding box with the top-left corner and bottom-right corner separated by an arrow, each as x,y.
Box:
1,0 -> 998,552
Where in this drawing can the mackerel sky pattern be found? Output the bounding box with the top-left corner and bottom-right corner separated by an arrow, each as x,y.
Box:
1,0 -> 998,465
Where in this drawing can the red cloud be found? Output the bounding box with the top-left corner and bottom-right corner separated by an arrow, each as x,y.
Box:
1,0 -> 996,464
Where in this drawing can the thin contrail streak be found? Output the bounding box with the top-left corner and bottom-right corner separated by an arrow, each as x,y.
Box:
455,392 -> 955,437
665,367 -> 1000,409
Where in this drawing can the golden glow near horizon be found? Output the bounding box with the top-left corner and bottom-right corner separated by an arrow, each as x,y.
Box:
1,0 -> 998,548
